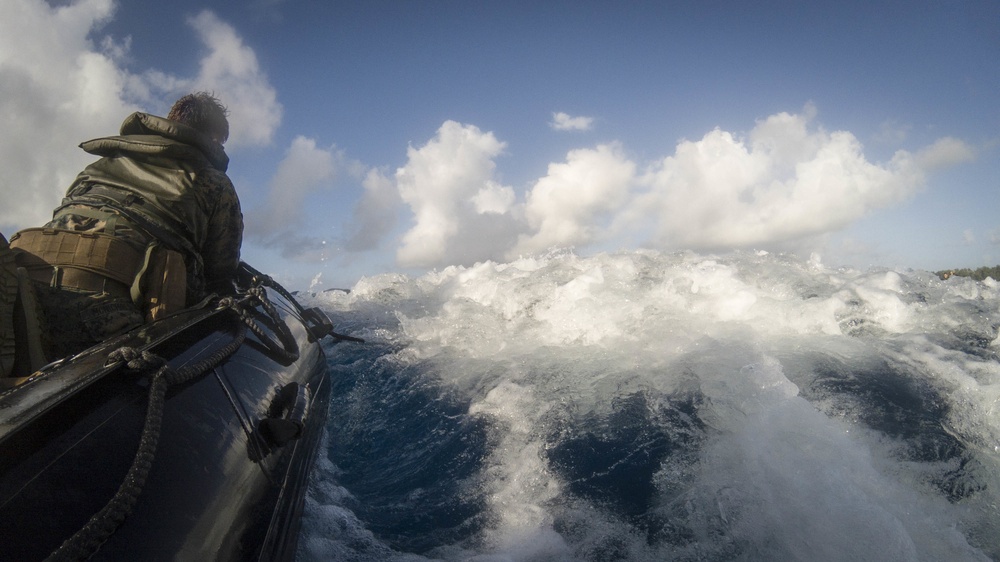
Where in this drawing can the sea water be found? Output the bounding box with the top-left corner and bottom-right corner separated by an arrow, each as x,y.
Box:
295,250 -> 1000,561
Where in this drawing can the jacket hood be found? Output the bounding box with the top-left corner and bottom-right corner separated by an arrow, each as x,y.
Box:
81,112 -> 229,172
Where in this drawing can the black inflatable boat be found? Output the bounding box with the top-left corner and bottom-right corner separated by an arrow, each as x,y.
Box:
0,263 -> 348,561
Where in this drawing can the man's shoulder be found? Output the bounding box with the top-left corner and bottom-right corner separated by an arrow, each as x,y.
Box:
196,167 -> 236,192
194,168 -> 241,213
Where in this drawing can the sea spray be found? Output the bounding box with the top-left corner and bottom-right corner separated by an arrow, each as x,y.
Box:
297,250 -> 999,561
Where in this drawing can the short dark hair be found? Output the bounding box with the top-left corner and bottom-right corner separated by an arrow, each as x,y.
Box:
167,92 -> 230,144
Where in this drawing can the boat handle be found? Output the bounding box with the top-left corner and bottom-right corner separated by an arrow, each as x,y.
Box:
302,306 -> 334,341
259,382 -> 311,447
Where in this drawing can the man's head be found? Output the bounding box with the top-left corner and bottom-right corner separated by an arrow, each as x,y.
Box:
167,92 -> 230,145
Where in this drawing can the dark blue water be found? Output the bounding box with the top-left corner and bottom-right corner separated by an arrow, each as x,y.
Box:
296,251 -> 1000,561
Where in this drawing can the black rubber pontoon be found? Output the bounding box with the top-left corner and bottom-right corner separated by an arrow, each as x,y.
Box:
0,263 -> 347,561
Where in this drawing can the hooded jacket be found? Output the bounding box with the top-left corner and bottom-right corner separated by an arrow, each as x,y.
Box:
50,112 -> 243,301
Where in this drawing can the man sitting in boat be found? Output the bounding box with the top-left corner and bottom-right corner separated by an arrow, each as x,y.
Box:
0,92 -> 243,373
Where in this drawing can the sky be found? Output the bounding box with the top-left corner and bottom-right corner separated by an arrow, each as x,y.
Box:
1,0 -> 998,290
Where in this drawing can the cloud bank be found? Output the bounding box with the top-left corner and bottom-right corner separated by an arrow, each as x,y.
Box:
375,106 -> 974,268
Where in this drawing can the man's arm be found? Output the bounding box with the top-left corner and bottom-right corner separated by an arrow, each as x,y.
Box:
201,171 -> 244,294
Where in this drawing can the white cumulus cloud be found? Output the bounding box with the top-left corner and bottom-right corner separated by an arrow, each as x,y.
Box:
384,107 -> 969,269
512,143 -> 635,256
550,111 -> 594,131
0,0 -> 132,230
0,1 -> 280,233
344,168 -> 401,252
185,10 -> 282,148
246,135 -> 373,260
248,136 -> 338,237
625,108 -> 928,251
395,120 -> 518,267
913,136 -> 975,171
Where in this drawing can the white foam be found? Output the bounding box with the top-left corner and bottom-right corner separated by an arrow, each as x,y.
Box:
301,250 -> 1000,560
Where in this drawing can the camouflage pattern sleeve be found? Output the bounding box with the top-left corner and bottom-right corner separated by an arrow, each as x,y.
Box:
198,168 -> 244,294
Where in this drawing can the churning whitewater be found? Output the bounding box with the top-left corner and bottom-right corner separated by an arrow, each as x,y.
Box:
295,250 -> 1000,561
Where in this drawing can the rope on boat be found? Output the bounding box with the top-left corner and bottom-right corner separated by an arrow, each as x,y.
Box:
239,286 -> 300,364
45,283 -> 297,561
241,262 -> 365,344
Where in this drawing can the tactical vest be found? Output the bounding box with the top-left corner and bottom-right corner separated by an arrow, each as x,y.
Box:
54,112 -> 230,273
12,113 -> 230,319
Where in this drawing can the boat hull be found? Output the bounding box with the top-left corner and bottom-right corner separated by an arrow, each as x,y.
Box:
0,284 -> 330,561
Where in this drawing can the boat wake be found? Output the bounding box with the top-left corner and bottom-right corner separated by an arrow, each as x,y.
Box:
295,250 -> 1000,561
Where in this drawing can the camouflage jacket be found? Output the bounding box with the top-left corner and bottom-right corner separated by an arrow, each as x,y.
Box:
47,112 -> 244,302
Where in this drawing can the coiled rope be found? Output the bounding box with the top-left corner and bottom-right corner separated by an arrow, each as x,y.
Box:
45,283 -> 297,561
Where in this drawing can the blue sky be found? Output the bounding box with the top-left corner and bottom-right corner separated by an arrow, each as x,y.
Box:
1,0 -> 998,290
